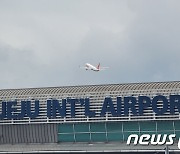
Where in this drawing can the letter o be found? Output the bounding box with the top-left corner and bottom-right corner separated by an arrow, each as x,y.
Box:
152,95 -> 168,115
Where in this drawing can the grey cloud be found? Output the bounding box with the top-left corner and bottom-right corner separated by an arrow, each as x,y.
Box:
0,42 -> 50,88
0,43 -> 9,62
115,0 -> 180,82
0,0 -> 180,89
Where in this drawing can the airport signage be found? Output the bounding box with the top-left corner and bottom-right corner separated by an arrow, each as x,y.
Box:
0,95 -> 180,120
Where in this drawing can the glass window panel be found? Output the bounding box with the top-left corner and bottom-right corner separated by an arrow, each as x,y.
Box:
107,132 -> 123,141
75,133 -> 90,142
175,131 -> 180,139
140,121 -> 156,131
157,121 -> 173,131
58,124 -> 73,133
58,134 -> 74,142
107,122 -> 122,132
157,130 -> 174,135
174,121 -> 180,131
123,122 -> 139,131
140,131 -> 156,136
91,133 -> 107,142
90,123 -> 105,132
123,131 -> 139,141
74,123 -> 89,133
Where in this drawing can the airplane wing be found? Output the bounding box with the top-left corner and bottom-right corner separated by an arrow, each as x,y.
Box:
99,67 -> 109,70
100,67 -> 109,69
101,67 -> 109,69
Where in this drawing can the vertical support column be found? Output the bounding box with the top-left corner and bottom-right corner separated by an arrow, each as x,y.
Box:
173,121 -> 176,135
105,122 -> 108,142
73,124 -> 76,142
165,145 -> 169,154
156,121 -> 158,134
89,123 -> 92,142
122,122 -> 124,141
138,121 -> 141,136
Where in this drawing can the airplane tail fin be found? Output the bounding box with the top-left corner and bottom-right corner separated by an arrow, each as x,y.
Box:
97,63 -> 100,70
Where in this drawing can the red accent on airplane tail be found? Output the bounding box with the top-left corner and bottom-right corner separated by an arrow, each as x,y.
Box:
97,63 -> 100,70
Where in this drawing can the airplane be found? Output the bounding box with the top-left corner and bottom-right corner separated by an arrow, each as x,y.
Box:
80,63 -> 109,72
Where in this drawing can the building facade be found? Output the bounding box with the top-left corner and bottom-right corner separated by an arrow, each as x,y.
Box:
0,81 -> 180,153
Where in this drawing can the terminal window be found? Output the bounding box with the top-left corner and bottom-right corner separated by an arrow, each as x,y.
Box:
58,120 -> 180,142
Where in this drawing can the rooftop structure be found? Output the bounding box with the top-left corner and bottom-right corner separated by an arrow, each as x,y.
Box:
0,81 -> 180,153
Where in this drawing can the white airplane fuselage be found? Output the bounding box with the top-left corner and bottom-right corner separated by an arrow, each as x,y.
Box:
85,63 -> 99,71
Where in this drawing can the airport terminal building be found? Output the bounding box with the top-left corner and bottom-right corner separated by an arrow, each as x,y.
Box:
0,81 -> 180,153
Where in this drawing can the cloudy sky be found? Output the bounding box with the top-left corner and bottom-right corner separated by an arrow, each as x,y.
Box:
0,0 -> 180,89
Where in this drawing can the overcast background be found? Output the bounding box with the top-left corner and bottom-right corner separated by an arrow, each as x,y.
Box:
0,0 -> 180,89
